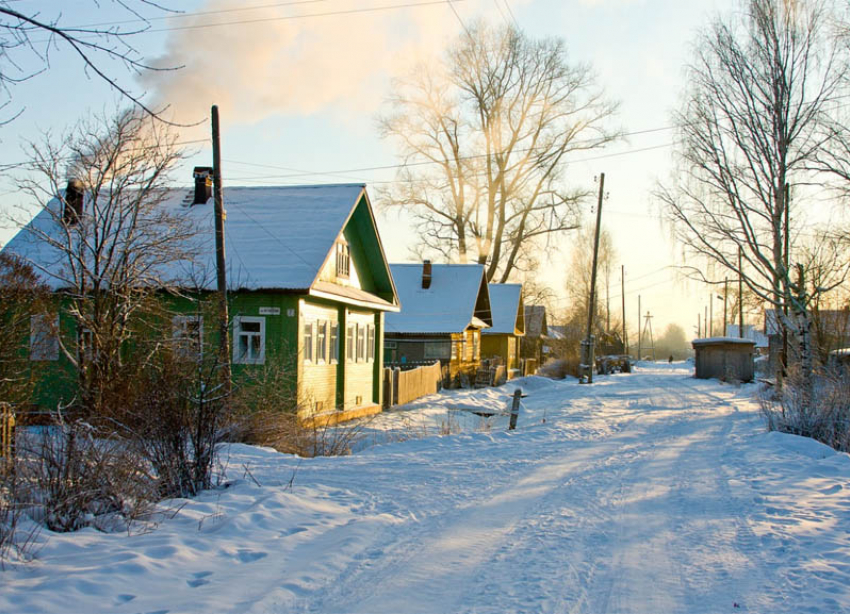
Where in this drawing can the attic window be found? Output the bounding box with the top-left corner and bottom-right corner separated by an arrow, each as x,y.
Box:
336,241 -> 350,279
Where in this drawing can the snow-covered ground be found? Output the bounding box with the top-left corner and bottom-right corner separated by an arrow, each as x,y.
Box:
2,363 -> 850,614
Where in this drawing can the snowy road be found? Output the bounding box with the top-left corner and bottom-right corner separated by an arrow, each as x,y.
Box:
2,364 -> 849,614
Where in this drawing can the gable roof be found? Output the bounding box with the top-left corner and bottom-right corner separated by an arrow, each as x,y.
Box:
482,283 -> 525,336
385,263 -> 492,335
524,305 -> 548,338
3,184 -> 398,310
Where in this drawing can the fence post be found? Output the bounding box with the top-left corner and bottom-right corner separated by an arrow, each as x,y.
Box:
509,389 -> 522,431
393,368 -> 401,406
1,402 -> 15,472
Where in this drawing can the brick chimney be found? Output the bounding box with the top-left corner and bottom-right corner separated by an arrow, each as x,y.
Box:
63,179 -> 84,225
192,166 -> 213,205
422,260 -> 432,289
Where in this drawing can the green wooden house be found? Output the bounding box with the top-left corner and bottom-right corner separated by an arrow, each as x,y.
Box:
481,283 -> 525,375
2,180 -> 399,423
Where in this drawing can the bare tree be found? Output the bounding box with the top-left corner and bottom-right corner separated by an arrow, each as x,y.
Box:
379,22 -> 619,282
658,0 -> 850,386
0,2 -> 180,123
10,109 -> 197,415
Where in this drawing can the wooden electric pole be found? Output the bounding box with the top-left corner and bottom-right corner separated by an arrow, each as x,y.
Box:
582,172 -> 606,384
637,295 -> 642,360
738,246 -> 744,338
724,277 -> 728,337
212,105 -> 231,387
782,182 -> 790,376
621,265 -> 627,355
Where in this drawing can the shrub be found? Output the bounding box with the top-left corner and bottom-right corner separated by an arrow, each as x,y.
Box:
760,366 -> 850,453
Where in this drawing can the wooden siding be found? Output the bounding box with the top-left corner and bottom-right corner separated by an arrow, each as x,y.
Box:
481,333 -> 520,372
298,300 -> 340,415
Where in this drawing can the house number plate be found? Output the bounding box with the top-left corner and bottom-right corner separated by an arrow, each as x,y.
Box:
259,307 -> 280,315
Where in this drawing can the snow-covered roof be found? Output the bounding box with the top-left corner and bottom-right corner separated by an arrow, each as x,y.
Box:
3,184 -> 380,294
692,337 -> 756,346
482,283 -> 524,336
385,263 -> 492,335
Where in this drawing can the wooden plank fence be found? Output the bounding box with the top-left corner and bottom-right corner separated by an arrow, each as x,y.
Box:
1,402 -> 15,471
383,362 -> 442,409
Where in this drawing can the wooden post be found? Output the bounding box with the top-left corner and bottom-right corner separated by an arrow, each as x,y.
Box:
1,403 -> 15,472
621,265 -> 627,355
724,278 -> 728,337
583,172 -> 606,384
211,105 -> 231,388
509,389 -> 522,431
739,246 -> 744,338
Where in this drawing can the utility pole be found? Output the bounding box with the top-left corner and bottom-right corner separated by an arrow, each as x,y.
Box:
709,294 -> 714,337
212,105 -> 231,388
782,182 -> 790,376
637,295 -> 642,360
582,172 -> 606,384
724,278 -> 728,337
621,265 -> 627,355
738,246 -> 744,338
705,306 -> 708,338
697,313 -> 701,338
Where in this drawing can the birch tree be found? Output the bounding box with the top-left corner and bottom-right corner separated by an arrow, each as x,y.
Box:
658,0 -> 850,386
379,22 -> 619,282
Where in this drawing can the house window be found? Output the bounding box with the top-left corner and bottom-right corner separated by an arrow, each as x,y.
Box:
472,331 -> 479,360
233,316 -> 265,365
346,322 -> 356,362
78,328 -> 94,363
30,314 -> 59,361
357,324 -> 366,362
424,341 -> 450,360
303,321 -> 314,363
367,324 -> 375,362
317,320 -> 328,363
173,315 -> 203,360
330,321 -> 339,363
336,241 -> 350,278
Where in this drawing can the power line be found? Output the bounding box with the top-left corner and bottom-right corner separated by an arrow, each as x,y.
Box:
142,0 -> 468,34
500,0 -> 519,28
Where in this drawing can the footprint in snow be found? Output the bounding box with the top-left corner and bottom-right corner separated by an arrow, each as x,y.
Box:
187,571 -> 213,588
236,549 -> 268,563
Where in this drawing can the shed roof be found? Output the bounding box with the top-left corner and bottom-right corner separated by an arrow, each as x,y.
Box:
385,263 -> 492,334
482,283 -> 524,336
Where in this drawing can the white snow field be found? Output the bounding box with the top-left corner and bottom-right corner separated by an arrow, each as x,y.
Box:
2,363 -> 850,614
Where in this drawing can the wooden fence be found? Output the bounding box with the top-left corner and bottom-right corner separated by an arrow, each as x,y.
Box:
383,362 -> 443,408
1,402 -> 15,470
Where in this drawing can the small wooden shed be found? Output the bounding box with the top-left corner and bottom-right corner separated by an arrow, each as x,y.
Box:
692,337 -> 756,382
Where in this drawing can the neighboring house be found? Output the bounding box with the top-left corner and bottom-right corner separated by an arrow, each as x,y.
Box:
3,177 -> 399,422
764,307 -> 850,366
384,261 -> 492,384
522,305 -> 549,364
481,284 -> 525,375
726,324 -> 769,353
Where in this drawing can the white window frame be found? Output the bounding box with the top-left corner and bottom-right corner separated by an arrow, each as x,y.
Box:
78,328 -> 94,363
366,324 -> 375,363
30,314 -> 59,361
336,240 -> 350,278
172,315 -> 204,361
303,320 -> 315,364
356,323 -> 366,363
330,321 -> 339,364
317,320 -> 328,364
347,322 -> 356,362
233,316 -> 266,365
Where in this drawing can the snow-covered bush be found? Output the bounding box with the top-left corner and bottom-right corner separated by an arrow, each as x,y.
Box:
760,366 -> 850,453
537,358 -> 577,380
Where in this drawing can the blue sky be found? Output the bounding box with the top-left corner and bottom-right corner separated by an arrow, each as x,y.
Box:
0,0 -> 741,340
